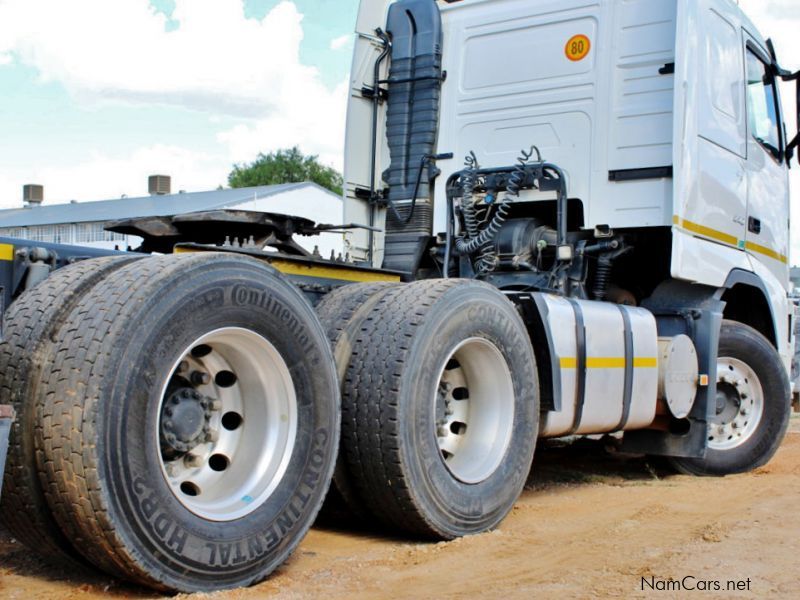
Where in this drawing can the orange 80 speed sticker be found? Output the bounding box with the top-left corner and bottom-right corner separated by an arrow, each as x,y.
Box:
565,34 -> 591,62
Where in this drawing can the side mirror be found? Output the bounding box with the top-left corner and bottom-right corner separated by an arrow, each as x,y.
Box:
767,39 -> 800,165
794,78 -> 800,166
781,75 -> 800,166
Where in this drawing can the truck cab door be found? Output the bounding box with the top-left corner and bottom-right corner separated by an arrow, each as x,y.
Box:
672,0 -> 749,282
742,36 -> 791,286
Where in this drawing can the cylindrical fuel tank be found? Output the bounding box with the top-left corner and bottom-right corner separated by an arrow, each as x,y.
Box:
536,294 -> 660,438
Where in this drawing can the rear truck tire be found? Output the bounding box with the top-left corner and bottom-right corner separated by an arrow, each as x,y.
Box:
0,255 -> 139,565
314,282 -> 400,518
34,253 -> 340,592
339,279 -> 539,539
671,320 -> 791,476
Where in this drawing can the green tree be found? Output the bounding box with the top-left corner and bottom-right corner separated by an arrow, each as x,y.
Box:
228,147 -> 343,195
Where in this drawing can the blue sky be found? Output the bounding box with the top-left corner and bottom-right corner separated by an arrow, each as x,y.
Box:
0,0 -> 359,205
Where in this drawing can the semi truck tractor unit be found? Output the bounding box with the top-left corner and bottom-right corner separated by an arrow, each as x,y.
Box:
1,0 -> 797,593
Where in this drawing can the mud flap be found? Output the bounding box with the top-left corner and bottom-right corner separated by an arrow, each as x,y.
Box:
622,280 -> 724,458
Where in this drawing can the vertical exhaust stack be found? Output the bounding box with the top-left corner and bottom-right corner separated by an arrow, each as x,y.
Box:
148,175 -> 171,196
23,184 -> 44,207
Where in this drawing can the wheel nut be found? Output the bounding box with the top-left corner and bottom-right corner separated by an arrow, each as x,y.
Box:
207,430 -> 220,443
178,361 -> 189,373
210,399 -> 223,411
437,426 -> 449,437
191,371 -> 211,386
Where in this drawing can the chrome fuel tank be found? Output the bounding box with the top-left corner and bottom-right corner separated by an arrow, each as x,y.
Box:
534,294 -> 660,438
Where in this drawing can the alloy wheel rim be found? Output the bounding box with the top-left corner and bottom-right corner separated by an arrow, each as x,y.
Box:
157,327 -> 297,521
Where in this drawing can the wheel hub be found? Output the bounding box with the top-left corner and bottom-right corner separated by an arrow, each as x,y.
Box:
160,388 -> 212,454
434,338 -> 515,484
157,327 -> 298,522
714,382 -> 741,421
707,357 -> 763,451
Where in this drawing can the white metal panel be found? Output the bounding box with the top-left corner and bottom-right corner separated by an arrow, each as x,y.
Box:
607,0 -> 677,171
432,0 -> 678,235
343,0 -> 394,264
672,0 -> 748,283
750,258 -> 794,373
586,0 -> 677,229
433,0 -> 601,235
697,7 -> 747,158
671,229 -> 754,287
742,34 -> 791,291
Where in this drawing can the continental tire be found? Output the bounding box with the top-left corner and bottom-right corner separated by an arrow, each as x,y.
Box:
0,255 -> 139,564
341,280 -> 539,538
315,282 -> 399,517
671,320 -> 791,476
35,253 -> 339,592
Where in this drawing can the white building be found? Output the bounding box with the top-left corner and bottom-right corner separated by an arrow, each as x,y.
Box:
0,182 -> 344,257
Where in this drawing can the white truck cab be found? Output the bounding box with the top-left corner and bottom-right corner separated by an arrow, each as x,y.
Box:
342,0 -> 798,478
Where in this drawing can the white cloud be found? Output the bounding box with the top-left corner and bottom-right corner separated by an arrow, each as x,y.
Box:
217,79 -> 348,172
0,145 -> 227,208
0,0 -> 347,172
0,0 -> 317,118
330,34 -> 352,51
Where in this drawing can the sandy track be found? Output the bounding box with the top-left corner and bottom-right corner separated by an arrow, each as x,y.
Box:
2,418 -> 799,599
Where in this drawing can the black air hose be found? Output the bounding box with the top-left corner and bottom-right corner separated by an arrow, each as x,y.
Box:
455,147 -> 532,258
461,153 -> 480,240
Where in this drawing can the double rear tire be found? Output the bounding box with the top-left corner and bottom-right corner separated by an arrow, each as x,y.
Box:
1,253 -> 340,592
0,255 -> 139,565
320,280 -> 539,538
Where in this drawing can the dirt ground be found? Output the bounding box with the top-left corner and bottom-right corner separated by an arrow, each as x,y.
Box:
2,417 -> 799,600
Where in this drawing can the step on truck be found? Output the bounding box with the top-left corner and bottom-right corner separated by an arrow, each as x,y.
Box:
1,0 -> 798,593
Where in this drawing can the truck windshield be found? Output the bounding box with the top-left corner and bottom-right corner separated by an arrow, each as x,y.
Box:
746,48 -> 782,161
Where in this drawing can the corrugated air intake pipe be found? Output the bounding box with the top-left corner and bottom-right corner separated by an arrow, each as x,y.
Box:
381,0 -> 444,275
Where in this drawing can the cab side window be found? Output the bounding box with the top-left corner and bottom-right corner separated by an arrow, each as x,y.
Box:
745,48 -> 782,161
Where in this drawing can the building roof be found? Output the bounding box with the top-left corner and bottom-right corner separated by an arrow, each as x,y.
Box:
0,182 -> 339,228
